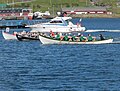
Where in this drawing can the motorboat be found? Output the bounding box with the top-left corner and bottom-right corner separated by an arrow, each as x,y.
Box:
39,34 -> 113,44
2,31 -> 17,40
26,17 -> 86,32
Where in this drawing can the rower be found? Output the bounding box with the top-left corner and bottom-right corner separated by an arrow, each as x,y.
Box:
99,34 -> 105,40
56,33 -> 60,40
50,30 -> 55,38
80,34 -> 86,42
87,34 -> 94,41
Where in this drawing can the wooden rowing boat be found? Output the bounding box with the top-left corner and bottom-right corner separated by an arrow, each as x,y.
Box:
39,35 -> 113,44
16,34 -> 39,41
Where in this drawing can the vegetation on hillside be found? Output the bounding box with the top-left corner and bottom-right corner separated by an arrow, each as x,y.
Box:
0,0 -> 120,14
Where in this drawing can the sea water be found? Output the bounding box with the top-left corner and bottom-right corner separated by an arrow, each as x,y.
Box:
0,18 -> 120,91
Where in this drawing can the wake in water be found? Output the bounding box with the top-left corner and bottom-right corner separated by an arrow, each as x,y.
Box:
85,29 -> 120,44
85,30 -> 120,32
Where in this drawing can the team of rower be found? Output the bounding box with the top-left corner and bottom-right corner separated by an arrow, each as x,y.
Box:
49,31 -> 100,42
12,30 -> 105,42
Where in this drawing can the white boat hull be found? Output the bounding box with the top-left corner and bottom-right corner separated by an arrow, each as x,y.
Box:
39,35 -> 113,44
2,31 -> 17,40
31,26 -> 85,32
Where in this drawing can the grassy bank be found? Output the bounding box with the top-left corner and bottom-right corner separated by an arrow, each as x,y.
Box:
1,0 -> 120,17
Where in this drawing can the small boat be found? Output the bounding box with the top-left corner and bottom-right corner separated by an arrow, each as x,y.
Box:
2,31 -> 17,40
16,34 -> 39,41
39,35 -> 113,44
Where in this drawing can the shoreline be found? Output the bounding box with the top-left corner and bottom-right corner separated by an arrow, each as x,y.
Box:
71,14 -> 120,18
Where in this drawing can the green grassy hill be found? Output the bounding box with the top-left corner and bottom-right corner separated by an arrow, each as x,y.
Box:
31,0 -> 88,12
0,0 -> 120,15
0,0 -> 88,11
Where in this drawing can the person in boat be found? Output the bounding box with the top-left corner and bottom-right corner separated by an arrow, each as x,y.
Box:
13,31 -> 17,35
71,34 -> 76,41
41,33 -> 47,37
50,30 -> 55,38
59,33 -> 64,41
87,34 -> 94,41
77,33 -> 81,37
64,33 -> 69,41
75,33 -> 81,41
56,32 -> 60,40
27,32 -> 31,37
99,34 -> 105,40
79,34 -> 86,42
21,30 -> 26,36
6,27 -> 10,32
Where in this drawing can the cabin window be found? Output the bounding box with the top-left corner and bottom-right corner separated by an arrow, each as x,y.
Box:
65,20 -> 73,25
50,21 -> 62,23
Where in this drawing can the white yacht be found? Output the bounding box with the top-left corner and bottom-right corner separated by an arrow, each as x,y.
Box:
26,17 -> 86,32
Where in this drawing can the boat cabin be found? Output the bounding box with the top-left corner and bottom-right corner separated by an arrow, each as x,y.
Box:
44,17 -> 73,26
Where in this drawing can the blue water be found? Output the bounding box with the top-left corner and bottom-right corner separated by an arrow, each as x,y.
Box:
0,18 -> 120,91
0,19 -> 49,27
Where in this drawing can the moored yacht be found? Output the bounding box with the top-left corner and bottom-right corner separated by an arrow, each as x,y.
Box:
26,16 -> 86,32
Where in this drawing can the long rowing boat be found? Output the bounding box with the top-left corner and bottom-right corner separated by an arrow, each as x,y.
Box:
39,35 -> 113,44
16,34 -> 39,41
